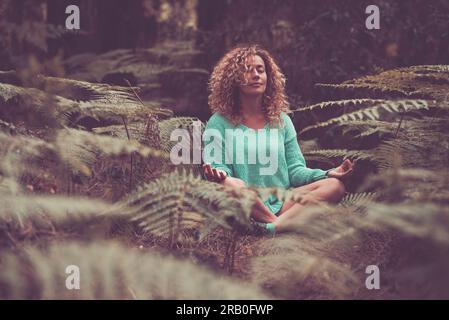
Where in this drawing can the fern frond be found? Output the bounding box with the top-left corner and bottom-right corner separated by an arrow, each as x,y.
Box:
92,121 -> 157,146
0,241 -> 269,299
278,197 -> 449,249
0,132 -> 56,180
54,128 -> 168,176
65,49 -> 145,82
316,83 -> 419,98
64,41 -> 202,81
36,75 -> 138,103
250,235 -> 358,299
65,99 -> 160,128
158,116 -> 204,152
300,99 -> 432,135
408,65 -> 449,74
358,169 -> 449,203
339,192 -> 377,214
0,83 -> 76,128
339,120 -> 399,139
316,65 -> 449,100
158,117 -> 205,175
357,202 -> 449,246
0,119 -> 25,135
301,147 -> 383,171
114,169 -> 256,242
290,191 -> 449,246
0,75 -> 172,128
303,149 -> 374,162
0,176 -> 22,195
265,203 -> 356,242
373,129 -> 449,171
293,99 -> 395,131
0,193 -> 119,231
293,99 -> 387,114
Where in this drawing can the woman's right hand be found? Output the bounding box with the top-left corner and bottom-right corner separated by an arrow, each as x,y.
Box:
327,159 -> 356,179
202,163 -> 227,182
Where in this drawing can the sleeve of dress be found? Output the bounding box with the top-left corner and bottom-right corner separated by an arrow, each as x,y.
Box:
283,113 -> 329,187
202,113 -> 234,177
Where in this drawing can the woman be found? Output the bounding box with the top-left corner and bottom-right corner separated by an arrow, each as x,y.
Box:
202,45 -> 355,235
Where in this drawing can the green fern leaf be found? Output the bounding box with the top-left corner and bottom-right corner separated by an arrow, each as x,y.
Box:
0,241 -> 269,299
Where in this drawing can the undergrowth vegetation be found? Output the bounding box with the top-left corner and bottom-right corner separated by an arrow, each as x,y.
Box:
1,64 -> 449,299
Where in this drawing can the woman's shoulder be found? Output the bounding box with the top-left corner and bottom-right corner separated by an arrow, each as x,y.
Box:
280,111 -> 292,120
279,111 -> 294,128
277,112 -> 297,139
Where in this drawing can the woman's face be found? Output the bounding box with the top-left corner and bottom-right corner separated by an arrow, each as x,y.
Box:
238,54 -> 267,96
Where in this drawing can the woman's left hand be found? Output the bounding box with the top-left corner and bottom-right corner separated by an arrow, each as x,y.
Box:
327,159 -> 356,179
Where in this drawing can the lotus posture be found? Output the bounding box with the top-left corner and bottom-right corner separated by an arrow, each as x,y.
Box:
202,45 -> 355,235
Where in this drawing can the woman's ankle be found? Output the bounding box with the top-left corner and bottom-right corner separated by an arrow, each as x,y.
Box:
266,222 -> 276,235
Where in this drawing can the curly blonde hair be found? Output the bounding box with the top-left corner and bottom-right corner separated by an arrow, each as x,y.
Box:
208,44 -> 291,127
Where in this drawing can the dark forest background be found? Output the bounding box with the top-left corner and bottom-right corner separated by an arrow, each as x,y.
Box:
1,0 -> 448,120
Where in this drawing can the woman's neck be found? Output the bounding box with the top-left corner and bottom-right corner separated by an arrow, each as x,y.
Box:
239,93 -> 264,119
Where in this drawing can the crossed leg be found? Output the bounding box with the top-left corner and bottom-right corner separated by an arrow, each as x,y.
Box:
223,177 -> 276,223
272,178 -> 346,232
223,177 -> 346,230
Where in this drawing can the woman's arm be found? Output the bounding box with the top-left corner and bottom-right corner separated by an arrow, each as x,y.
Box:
202,113 -> 234,178
283,113 -> 329,187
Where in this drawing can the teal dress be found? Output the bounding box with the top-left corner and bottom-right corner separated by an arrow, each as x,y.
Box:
202,112 -> 330,215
